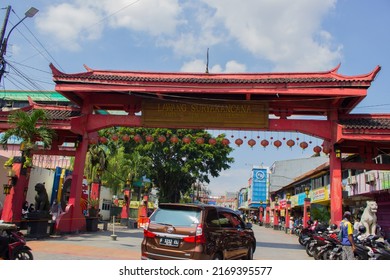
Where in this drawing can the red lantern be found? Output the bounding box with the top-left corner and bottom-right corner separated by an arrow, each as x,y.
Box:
235,138 -> 243,147
196,137 -> 204,145
145,135 -> 154,142
286,139 -> 295,148
322,141 -> 331,155
313,146 -> 322,154
274,140 -> 282,149
322,146 -> 331,154
261,139 -> 269,148
133,134 -> 142,143
89,138 -> 98,145
170,135 -> 179,144
248,139 -> 256,147
182,136 -> 191,144
99,136 -> 108,144
299,141 -> 308,150
122,134 -> 130,142
111,134 -> 119,142
158,135 -> 166,143
208,138 -> 217,145
222,138 -> 230,146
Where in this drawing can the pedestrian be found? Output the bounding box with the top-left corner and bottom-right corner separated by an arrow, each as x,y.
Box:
50,201 -> 61,221
339,211 -> 356,260
289,217 -> 294,234
22,201 -> 29,217
28,203 -> 35,213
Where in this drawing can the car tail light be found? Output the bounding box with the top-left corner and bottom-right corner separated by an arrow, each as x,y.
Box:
183,224 -> 206,244
143,229 -> 156,238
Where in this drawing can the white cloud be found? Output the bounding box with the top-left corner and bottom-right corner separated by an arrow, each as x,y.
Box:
35,0 -> 342,71
202,0 -> 341,71
36,3 -> 103,51
36,0 -> 182,51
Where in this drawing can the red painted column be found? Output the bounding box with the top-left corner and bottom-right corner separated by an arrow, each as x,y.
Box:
259,206 -> 263,226
303,198 -> 311,228
273,203 -> 279,230
285,201 -> 291,232
330,151 -> 342,225
121,189 -> 131,221
329,109 -> 343,226
56,134 -> 89,233
265,200 -> 270,228
1,157 -> 28,224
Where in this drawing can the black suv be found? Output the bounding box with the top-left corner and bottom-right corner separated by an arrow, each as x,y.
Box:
141,203 -> 256,260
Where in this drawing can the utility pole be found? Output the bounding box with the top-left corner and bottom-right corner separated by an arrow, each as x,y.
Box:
0,5 -> 38,83
0,5 -> 11,82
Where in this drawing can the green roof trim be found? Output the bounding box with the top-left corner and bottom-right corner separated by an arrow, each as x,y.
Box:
0,91 -> 69,102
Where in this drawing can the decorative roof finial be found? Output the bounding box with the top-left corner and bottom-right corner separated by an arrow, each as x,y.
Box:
205,48 -> 209,74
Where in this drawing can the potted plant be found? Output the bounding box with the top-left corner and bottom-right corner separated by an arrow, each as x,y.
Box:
87,198 -> 99,217
85,198 -> 100,232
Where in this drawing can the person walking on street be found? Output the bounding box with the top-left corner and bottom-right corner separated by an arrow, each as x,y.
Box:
339,211 -> 356,260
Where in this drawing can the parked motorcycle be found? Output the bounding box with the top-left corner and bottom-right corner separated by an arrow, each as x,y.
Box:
298,220 -> 317,246
312,224 -> 340,260
0,223 -> 33,260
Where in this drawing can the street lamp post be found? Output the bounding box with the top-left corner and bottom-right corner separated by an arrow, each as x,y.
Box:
0,6 -> 38,82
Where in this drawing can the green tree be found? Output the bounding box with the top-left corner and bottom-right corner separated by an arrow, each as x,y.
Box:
114,128 -> 234,203
84,144 -> 107,185
0,109 -> 55,160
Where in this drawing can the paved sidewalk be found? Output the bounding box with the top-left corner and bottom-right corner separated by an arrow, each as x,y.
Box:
252,225 -> 312,260
26,222 -> 312,260
27,223 -> 142,260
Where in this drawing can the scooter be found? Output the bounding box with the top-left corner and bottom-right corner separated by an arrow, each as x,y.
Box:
0,223 -> 33,260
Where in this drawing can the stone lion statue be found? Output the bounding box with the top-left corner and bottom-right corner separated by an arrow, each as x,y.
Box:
360,200 -> 378,235
34,183 -> 50,212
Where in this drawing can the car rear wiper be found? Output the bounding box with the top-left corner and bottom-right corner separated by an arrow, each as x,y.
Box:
157,222 -> 174,227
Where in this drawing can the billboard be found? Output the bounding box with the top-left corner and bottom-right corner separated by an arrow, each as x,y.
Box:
250,168 -> 268,208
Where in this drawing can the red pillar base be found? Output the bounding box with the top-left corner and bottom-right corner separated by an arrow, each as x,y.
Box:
55,204 -> 86,233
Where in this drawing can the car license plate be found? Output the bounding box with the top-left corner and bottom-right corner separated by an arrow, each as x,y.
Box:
160,237 -> 180,247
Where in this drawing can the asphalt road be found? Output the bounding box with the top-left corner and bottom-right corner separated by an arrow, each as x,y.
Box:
26,222 -> 312,260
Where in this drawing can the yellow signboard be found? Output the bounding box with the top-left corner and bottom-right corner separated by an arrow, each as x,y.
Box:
142,100 -> 268,129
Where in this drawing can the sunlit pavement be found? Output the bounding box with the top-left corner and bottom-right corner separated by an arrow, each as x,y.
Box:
27,222 -> 312,260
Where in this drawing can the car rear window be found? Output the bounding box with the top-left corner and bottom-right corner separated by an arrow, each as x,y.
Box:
150,208 -> 201,227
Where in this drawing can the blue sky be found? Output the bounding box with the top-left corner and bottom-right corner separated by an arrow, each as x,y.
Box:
1,0 -> 390,196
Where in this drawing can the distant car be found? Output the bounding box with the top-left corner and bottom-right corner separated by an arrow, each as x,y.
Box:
141,203 -> 256,260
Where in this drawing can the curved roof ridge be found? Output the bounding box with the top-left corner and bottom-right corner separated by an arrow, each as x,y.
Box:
330,65 -> 381,81
50,63 -> 381,83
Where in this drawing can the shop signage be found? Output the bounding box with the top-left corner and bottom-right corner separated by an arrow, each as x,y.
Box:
311,187 -> 329,203
142,99 -> 269,129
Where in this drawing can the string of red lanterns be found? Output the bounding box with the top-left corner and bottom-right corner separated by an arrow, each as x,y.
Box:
92,132 -> 326,153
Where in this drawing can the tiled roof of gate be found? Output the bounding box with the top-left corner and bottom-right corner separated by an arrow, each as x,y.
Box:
339,118 -> 390,129
50,64 -> 381,86
53,73 -> 341,84
24,109 -> 80,121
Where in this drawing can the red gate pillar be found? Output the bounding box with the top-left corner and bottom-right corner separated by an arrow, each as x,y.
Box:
285,200 -> 291,232
330,148 -> 343,225
56,134 -> 90,233
273,202 -> 279,230
1,157 -> 28,224
265,199 -> 270,228
303,198 -> 311,228
121,189 -> 131,223
259,203 -> 263,226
